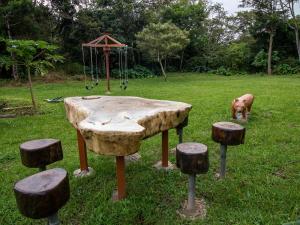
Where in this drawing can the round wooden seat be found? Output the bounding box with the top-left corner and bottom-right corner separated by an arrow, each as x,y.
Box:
176,142 -> 209,174
20,139 -> 63,168
212,122 -> 245,146
14,168 -> 69,219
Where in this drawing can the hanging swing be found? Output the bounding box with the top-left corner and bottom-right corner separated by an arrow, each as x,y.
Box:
118,46 -> 128,90
82,46 -> 100,90
81,34 -> 127,93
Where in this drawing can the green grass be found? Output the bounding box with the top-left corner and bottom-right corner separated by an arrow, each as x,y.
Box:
0,73 -> 300,225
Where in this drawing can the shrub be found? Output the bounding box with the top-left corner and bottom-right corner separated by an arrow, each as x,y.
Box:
274,64 -> 297,75
64,62 -> 83,75
213,66 -> 232,76
252,50 -> 280,69
112,65 -> 155,79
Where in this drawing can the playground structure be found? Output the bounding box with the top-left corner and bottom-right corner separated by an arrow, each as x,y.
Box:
82,34 -> 128,93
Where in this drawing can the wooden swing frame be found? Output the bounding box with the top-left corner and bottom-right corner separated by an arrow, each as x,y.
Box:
82,34 -> 127,93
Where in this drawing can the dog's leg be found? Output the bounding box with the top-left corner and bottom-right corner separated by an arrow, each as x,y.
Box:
231,106 -> 237,119
242,110 -> 247,120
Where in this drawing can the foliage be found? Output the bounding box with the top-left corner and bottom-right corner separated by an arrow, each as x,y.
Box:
111,65 -> 155,79
252,50 -> 280,69
0,39 -> 64,73
224,42 -> 253,71
1,0 -> 300,77
0,39 -> 64,110
136,22 -> 189,80
62,62 -> 84,76
213,66 -> 232,76
274,63 -> 298,74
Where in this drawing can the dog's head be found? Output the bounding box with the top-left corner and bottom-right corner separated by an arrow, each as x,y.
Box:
233,99 -> 246,113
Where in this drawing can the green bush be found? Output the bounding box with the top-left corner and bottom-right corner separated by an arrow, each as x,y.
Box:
64,62 -> 83,75
252,50 -> 280,69
274,64 -> 297,75
213,66 -> 232,76
112,65 -> 155,79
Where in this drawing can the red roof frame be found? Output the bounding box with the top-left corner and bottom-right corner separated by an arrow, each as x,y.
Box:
82,34 -> 127,48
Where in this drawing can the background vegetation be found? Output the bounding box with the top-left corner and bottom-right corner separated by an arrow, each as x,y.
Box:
1,0 -> 300,80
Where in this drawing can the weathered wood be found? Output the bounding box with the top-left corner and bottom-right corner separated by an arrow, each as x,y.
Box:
64,96 -> 191,156
176,143 -> 209,174
14,168 -> 70,219
212,122 -> 245,146
20,139 -> 63,168
0,114 -> 16,118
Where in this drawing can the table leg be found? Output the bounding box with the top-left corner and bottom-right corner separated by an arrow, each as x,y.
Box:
77,129 -> 89,171
162,130 -> 169,167
115,156 -> 126,200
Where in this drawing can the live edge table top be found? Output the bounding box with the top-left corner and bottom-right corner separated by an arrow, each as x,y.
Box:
64,96 -> 192,156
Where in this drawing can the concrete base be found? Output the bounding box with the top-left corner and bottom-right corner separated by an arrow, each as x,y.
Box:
153,161 -> 175,171
177,198 -> 207,220
73,167 -> 95,178
171,147 -> 176,155
125,153 -> 141,164
111,190 -> 125,202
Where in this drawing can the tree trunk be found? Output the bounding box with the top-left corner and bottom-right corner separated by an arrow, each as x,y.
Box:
158,58 -> 167,81
295,29 -> 300,62
267,32 -> 274,75
180,50 -> 184,72
5,15 -> 18,80
27,67 -> 37,112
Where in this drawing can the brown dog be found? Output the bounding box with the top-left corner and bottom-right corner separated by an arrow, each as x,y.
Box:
231,94 -> 254,120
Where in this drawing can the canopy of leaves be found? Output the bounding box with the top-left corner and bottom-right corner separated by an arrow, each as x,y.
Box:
0,39 -> 64,75
136,22 -> 190,61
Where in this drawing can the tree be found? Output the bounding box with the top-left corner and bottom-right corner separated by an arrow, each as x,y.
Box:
136,22 -> 189,80
279,0 -> 300,61
161,0 -> 207,70
0,40 -> 64,111
240,0 -> 285,75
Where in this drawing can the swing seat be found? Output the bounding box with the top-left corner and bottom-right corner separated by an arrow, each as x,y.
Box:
44,97 -> 64,103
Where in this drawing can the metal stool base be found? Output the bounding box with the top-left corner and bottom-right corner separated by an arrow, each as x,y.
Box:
73,167 -> 95,178
177,198 -> 207,220
153,161 -> 175,171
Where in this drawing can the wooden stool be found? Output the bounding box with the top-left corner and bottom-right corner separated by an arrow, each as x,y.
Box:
212,122 -> 245,178
14,168 -> 69,225
176,142 -> 209,218
20,139 -> 63,171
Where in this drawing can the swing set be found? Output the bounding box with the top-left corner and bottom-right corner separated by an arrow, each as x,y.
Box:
82,34 -> 128,93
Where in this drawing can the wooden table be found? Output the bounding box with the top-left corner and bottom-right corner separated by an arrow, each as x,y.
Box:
64,96 -> 192,200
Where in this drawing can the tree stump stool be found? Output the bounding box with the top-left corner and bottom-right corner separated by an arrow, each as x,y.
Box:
20,139 -> 63,171
14,168 -> 70,225
212,122 -> 245,179
176,142 -> 209,219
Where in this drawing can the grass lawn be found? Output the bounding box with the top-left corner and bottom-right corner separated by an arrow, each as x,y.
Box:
0,73 -> 299,225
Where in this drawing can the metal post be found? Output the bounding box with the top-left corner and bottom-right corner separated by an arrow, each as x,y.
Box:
187,174 -> 196,211
48,212 -> 60,225
220,144 -> 227,178
162,130 -> 169,167
116,156 -> 126,200
177,127 -> 183,144
76,129 -> 89,172
104,48 -> 110,93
